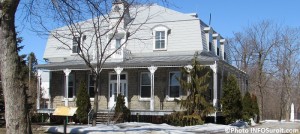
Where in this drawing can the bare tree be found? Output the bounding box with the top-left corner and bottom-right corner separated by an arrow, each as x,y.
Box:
229,32 -> 255,72
230,20 -> 282,120
0,0 -> 32,133
28,0 -> 168,126
274,27 -> 300,121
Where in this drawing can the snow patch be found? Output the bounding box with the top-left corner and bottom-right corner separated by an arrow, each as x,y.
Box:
45,122 -> 235,134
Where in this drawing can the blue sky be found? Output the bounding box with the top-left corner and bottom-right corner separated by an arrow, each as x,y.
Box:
16,0 -> 300,64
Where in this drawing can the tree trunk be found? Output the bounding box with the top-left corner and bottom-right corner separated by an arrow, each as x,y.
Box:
0,0 -> 31,133
92,75 -> 99,126
285,88 -> 291,122
257,53 -> 264,121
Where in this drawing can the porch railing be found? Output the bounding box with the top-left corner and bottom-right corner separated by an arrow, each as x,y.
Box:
107,104 -> 116,125
88,109 -> 94,126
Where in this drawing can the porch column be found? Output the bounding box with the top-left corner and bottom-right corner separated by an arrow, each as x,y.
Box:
48,71 -> 52,109
148,66 -> 157,111
37,70 -> 43,110
184,65 -> 193,95
210,61 -> 218,123
63,69 -> 71,106
210,61 -> 218,108
114,67 -> 123,96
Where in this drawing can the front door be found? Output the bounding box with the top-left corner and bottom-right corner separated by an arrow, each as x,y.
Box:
108,73 -> 128,109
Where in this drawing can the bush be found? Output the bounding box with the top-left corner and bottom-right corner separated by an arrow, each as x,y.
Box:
221,75 -> 243,124
251,94 -> 260,123
165,111 -> 204,126
114,94 -> 130,122
242,92 -> 253,124
177,53 -> 214,119
75,81 -> 91,124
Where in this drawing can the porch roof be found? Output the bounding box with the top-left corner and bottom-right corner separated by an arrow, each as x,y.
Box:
36,52 -> 218,70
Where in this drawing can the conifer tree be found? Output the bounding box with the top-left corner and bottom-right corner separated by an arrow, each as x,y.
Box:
251,94 -> 260,123
178,53 -> 214,118
242,91 -> 253,122
76,81 -> 91,123
221,75 -> 243,124
114,94 -> 130,122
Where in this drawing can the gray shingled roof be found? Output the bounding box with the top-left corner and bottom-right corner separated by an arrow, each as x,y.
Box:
36,51 -> 219,70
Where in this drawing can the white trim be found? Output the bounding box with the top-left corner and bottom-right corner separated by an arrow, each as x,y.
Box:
205,27 -> 213,52
220,39 -> 226,60
147,66 -> 157,111
63,69 -> 72,106
139,72 -> 151,101
210,61 -> 218,108
114,67 -> 124,95
152,26 -> 169,51
166,71 -> 181,101
37,70 -> 42,109
213,33 -> 220,56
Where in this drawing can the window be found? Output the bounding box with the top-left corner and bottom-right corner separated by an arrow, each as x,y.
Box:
224,52 -> 227,60
217,47 -> 220,56
68,74 -> 75,98
116,39 -> 121,49
140,72 -> 151,98
169,72 -> 180,98
110,74 -> 126,80
120,74 -> 126,80
152,25 -> 169,50
209,42 -> 212,51
110,74 -> 117,80
88,75 -> 95,98
72,36 -> 80,53
155,31 -> 165,49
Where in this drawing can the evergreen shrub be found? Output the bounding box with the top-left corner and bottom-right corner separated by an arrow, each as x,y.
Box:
76,81 -> 91,124
114,94 -> 130,122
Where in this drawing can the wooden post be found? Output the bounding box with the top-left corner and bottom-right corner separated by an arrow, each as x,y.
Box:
64,117 -> 67,134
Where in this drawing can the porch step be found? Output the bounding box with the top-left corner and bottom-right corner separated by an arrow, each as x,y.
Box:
95,112 -> 115,124
94,112 -> 124,124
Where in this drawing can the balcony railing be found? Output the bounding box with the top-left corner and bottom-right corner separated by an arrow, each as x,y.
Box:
107,48 -> 132,61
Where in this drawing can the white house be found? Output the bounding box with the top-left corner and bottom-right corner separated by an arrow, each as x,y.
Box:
36,1 -> 247,122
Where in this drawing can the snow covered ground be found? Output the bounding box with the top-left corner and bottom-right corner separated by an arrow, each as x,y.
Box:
44,120 -> 300,134
45,122 -> 235,134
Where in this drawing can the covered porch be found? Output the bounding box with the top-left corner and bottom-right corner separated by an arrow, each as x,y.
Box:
36,52 -> 247,119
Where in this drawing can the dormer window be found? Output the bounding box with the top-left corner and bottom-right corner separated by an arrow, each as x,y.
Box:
152,25 -> 170,51
116,39 -> 121,49
72,36 -> 80,53
209,42 -> 212,51
155,31 -> 165,49
72,34 -> 86,54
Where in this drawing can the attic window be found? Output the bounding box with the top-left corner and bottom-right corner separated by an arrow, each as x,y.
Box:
72,34 -> 86,54
152,26 -> 170,51
209,42 -> 212,51
72,36 -> 80,53
155,31 -> 165,49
